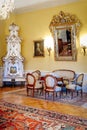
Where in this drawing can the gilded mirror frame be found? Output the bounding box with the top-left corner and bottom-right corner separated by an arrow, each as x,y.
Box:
49,11 -> 80,61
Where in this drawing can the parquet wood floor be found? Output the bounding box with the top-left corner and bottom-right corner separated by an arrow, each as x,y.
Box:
0,86 -> 87,119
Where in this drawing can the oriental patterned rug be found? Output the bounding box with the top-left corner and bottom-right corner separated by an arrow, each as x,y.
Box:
0,100 -> 87,130
7,89 -> 87,109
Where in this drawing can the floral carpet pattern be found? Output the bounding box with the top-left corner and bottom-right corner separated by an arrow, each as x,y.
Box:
0,100 -> 87,130
8,89 -> 87,108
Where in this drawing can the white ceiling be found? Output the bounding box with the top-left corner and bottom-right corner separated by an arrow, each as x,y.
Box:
14,0 -> 79,13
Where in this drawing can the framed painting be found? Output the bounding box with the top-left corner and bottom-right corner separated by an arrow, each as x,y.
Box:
33,40 -> 44,57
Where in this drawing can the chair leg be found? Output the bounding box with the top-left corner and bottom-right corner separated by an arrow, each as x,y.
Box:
53,92 -> 54,101
45,91 -> 46,99
77,91 -> 78,96
59,91 -> 61,98
56,93 -> 57,97
71,91 -> 73,99
56,92 -> 61,98
27,88 -> 28,96
65,90 -> 67,96
66,89 -> 71,95
81,90 -> 83,97
32,89 -> 34,97
40,89 -> 42,95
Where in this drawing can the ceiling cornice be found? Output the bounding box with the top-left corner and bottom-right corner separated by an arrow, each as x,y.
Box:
14,0 -> 80,14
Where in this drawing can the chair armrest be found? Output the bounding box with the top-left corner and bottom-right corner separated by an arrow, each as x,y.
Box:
76,81 -> 83,86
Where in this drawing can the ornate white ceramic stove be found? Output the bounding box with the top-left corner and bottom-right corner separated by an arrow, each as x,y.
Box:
3,23 -> 25,83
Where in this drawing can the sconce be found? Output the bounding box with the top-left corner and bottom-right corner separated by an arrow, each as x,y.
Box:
44,36 -> 53,56
81,46 -> 87,56
80,35 -> 87,56
47,47 -> 52,56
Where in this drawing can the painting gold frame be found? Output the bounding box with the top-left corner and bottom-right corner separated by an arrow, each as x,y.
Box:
33,40 -> 44,57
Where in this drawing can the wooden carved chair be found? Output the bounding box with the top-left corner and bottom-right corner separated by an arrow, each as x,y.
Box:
32,70 -> 41,80
66,73 -> 84,98
26,73 -> 43,97
32,70 -> 44,90
44,74 -> 62,101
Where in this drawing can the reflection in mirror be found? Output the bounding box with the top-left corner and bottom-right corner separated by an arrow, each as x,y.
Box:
49,11 -> 81,61
57,27 -> 72,56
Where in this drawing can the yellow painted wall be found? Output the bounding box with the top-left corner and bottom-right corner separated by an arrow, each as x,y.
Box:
4,0 -> 87,72
0,13 -> 16,66
4,13 -> 16,34
0,21 -> 5,66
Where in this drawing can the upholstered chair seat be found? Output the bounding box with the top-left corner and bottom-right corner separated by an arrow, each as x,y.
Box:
67,84 -> 82,91
54,86 -> 62,91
